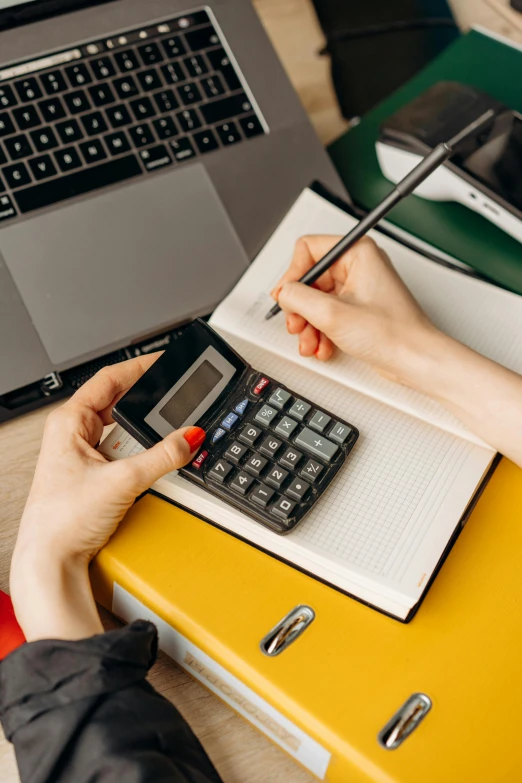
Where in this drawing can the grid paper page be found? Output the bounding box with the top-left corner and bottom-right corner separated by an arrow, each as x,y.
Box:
211,188 -> 522,446
202,332 -> 493,603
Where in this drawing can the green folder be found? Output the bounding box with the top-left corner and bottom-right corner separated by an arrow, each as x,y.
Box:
328,30 -> 522,293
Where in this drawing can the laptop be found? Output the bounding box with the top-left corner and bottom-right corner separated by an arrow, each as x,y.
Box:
0,0 -> 345,421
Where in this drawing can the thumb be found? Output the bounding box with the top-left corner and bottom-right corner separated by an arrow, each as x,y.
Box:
278,282 -> 345,336
116,426 -> 205,495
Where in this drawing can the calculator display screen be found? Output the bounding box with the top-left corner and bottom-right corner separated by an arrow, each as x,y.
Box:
159,360 -> 223,429
144,344 -> 237,438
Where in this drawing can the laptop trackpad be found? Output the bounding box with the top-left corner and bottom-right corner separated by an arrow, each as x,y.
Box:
0,164 -> 249,365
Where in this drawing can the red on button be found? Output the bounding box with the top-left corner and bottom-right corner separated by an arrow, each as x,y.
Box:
253,377 -> 270,395
192,450 -> 209,470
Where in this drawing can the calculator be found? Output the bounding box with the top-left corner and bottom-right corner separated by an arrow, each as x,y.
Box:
113,319 -> 359,534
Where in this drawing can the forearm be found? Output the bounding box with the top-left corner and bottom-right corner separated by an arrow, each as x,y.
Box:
10,546 -> 102,642
402,329 -> 522,465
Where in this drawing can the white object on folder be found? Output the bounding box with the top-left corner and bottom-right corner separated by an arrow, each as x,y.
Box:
101,188 -> 522,620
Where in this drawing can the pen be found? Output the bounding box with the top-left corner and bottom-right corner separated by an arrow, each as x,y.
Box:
265,109 -> 496,320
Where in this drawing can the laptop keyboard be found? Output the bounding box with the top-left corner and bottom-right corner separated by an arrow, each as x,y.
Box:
0,8 -> 267,222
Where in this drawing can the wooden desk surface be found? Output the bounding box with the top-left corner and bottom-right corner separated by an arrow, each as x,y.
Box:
1,1 -> 520,781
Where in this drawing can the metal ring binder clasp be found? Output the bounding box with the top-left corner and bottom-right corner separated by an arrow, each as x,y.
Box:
378,693 -> 432,750
260,606 -> 315,657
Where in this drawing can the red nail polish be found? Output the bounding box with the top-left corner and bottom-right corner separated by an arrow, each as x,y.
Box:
184,426 -> 206,451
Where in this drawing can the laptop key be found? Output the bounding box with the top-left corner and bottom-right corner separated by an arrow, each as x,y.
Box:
0,193 -> 16,221
89,83 -> 116,107
176,108 -> 201,132
13,105 -> 41,130
54,146 -> 82,172
130,97 -> 156,121
39,97 -> 66,122
0,85 -> 17,109
14,78 -> 42,102
200,94 -> 252,125
81,111 -> 108,136
138,42 -> 164,66
56,118 -> 84,144
161,35 -> 186,59
240,114 -> 264,138
90,56 -> 116,80
30,127 -> 59,152
29,154 -> 57,181
106,105 -> 132,128
40,70 -> 67,95
5,134 -> 32,160
80,139 -> 107,164
139,144 -> 172,171
114,76 -> 139,100
3,162 -> 31,188
13,154 -> 142,213
114,49 -> 140,73
0,145 -> 6,166
65,63 -> 92,87
153,116 -> 178,140
183,55 -> 208,78
193,128 -> 219,154
104,131 -> 131,155
137,69 -> 162,92
161,62 -> 186,85
169,136 -> 196,162
178,82 -> 202,106
216,121 -> 241,146
184,25 -> 220,51
0,113 -> 16,137
153,89 -> 179,113
64,90 -> 91,114
201,74 -> 225,99
129,123 -> 155,147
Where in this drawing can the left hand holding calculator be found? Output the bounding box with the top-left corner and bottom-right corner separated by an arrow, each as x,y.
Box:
113,319 -> 359,534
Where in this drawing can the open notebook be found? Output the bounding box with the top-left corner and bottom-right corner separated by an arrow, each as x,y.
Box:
101,188 -> 522,621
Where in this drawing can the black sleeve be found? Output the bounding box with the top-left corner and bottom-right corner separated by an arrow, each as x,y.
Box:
0,620 -> 222,783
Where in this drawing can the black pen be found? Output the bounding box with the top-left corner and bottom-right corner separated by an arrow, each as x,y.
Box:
265,109 -> 496,320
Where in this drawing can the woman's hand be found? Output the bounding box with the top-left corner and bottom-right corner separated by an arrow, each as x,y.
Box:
272,235 -> 438,385
273,234 -> 522,468
10,355 -> 205,642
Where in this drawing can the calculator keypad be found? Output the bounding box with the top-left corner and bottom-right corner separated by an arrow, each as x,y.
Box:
181,372 -> 358,533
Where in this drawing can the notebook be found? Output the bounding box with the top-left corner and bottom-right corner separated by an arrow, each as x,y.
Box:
100,187 -> 522,621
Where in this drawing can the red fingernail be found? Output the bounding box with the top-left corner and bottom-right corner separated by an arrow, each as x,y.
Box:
184,427 -> 206,451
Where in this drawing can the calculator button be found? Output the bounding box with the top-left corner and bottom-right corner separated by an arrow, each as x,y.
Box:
288,400 -> 311,421
269,388 -> 291,410
274,416 -> 298,439
221,412 -> 239,431
329,422 -> 352,445
259,436 -> 282,459
238,424 -> 262,446
250,483 -> 275,508
224,441 -> 248,465
208,459 -> 233,483
309,410 -> 332,433
254,404 -> 278,426
271,496 -> 297,521
253,376 -> 270,395
211,427 -> 226,444
229,471 -> 254,495
244,454 -> 268,477
295,428 -> 338,462
285,477 -> 310,502
192,450 -> 208,470
279,447 -> 303,470
234,398 -> 249,415
300,459 -> 324,483
265,465 -> 288,490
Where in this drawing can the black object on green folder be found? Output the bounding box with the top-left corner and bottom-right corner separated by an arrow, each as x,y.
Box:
328,30 -> 522,294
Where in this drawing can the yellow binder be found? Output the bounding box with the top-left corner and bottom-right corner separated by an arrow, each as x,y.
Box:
91,458 -> 522,782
